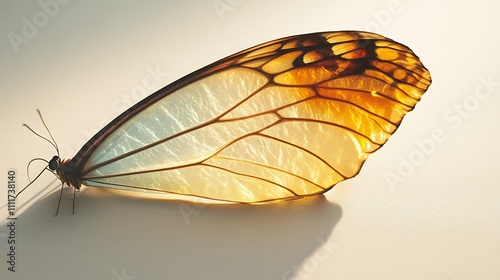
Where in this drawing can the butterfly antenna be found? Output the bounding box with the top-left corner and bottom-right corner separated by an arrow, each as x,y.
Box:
26,157 -> 50,182
16,164 -> 49,198
22,110 -> 64,216
23,109 -> 60,157
37,109 -> 60,155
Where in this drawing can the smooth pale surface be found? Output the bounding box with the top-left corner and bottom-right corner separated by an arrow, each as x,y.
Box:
0,1 -> 499,280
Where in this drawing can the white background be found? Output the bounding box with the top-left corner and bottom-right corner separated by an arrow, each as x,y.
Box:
1,0 -> 499,279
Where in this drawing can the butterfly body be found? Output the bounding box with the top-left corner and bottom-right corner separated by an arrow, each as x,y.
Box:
47,31 -> 430,204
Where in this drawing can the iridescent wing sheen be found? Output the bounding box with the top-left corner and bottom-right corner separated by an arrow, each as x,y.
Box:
68,31 -> 431,203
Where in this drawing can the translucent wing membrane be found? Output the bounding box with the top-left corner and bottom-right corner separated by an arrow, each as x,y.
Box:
65,31 -> 431,203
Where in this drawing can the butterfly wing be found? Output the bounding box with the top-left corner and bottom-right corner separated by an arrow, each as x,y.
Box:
67,31 -> 431,203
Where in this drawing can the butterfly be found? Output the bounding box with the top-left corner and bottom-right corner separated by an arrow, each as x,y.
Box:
23,31 -> 431,211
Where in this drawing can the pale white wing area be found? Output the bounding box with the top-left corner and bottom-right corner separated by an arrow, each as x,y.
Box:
85,68 -> 267,167
81,67 -> 333,202
77,31 -> 431,203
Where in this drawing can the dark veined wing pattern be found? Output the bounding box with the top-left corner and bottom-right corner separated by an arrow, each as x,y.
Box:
61,31 -> 431,203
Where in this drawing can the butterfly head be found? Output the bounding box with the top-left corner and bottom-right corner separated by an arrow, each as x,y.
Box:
48,155 -> 59,171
